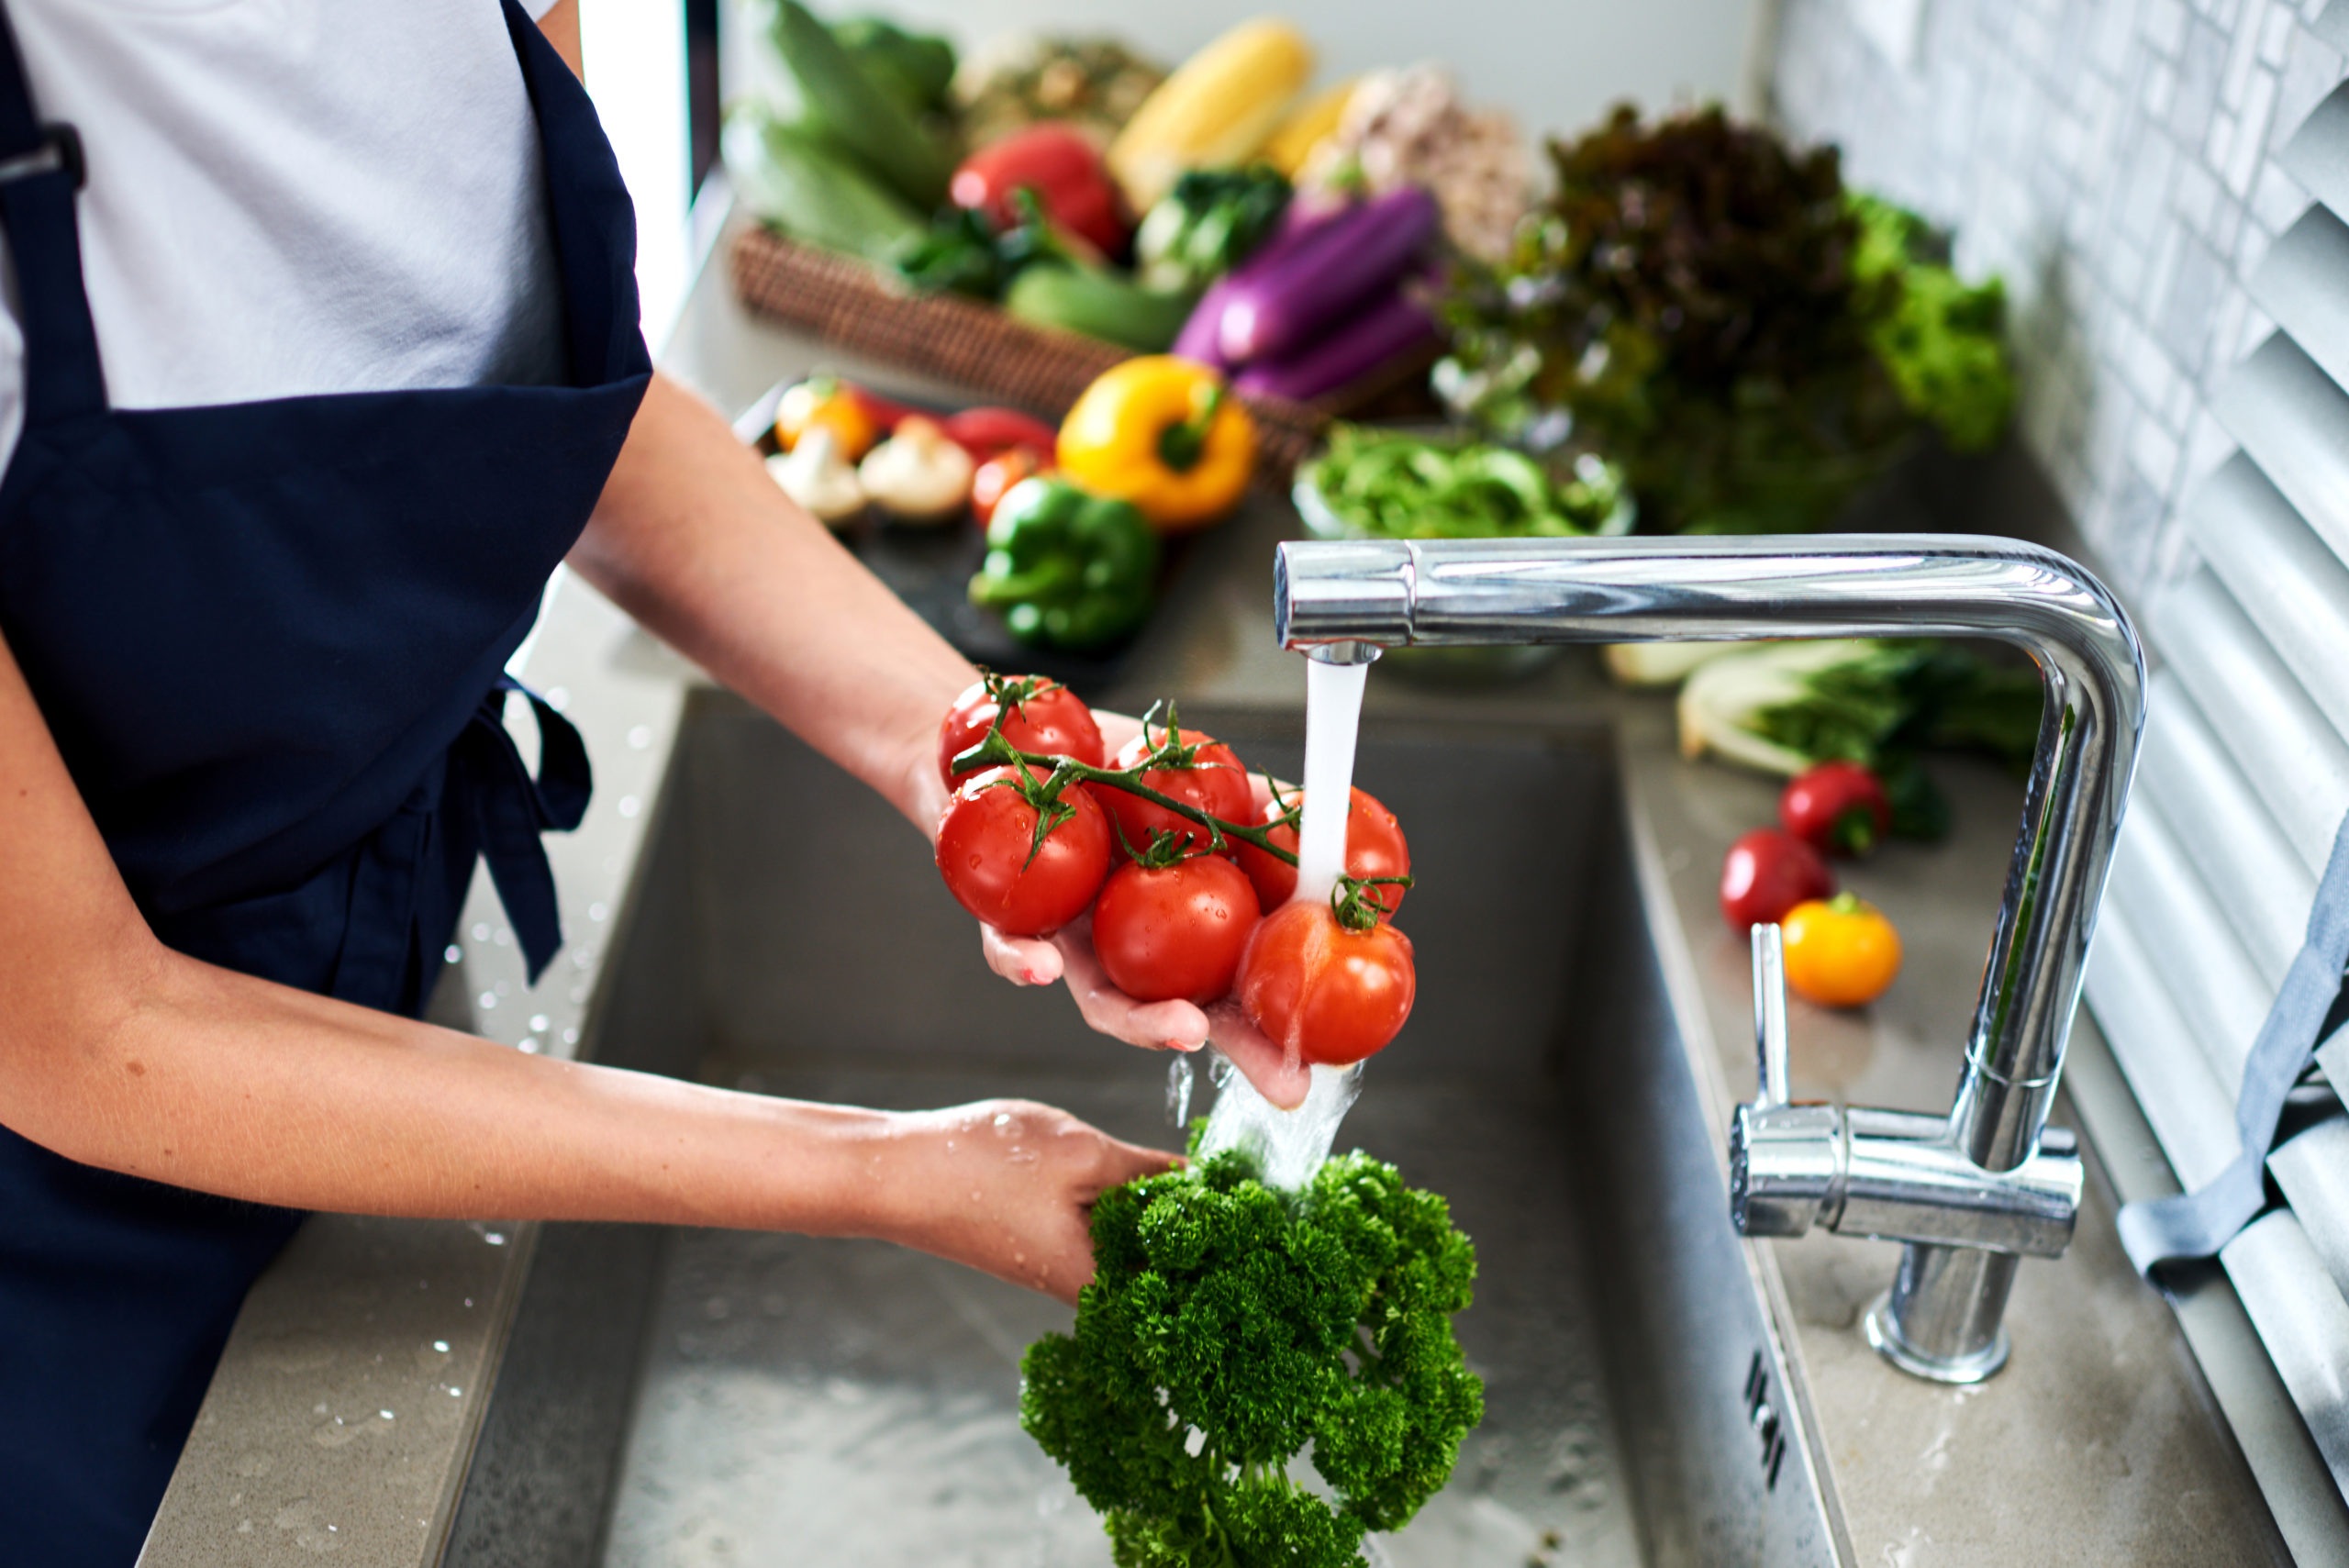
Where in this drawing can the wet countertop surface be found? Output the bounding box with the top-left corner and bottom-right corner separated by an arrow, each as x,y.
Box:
139,227 -> 2290,1565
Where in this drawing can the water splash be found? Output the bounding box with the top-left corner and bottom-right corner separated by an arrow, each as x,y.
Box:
1197,1053 -> 1364,1191
1166,1054 -> 1195,1129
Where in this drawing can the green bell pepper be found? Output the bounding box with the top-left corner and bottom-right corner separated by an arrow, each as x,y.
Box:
968,478 -> 1160,651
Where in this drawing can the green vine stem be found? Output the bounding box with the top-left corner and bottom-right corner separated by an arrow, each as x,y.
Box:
952,698 -> 1304,866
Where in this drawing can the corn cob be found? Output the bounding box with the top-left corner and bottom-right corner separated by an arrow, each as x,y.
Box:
1107,17 -> 1313,212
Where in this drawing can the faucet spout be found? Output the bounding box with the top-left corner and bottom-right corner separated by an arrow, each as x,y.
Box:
1277,535 -> 2146,1379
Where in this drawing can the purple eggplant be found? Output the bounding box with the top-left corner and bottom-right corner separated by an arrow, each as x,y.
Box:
1212,185 -> 1440,366
1232,287 -> 1439,403
1172,275 -> 1238,369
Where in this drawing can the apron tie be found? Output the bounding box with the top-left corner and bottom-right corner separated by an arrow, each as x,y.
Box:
2117,809 -> 2349,1275
451,675 -> 591,983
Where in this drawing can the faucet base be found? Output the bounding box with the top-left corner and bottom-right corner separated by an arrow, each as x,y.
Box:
1864,1288 -> 2010,1384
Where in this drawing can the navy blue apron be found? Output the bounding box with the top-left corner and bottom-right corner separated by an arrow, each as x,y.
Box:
0,5 -> 651,1562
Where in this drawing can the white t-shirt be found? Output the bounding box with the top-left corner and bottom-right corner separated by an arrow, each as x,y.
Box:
0,0 -> 568,473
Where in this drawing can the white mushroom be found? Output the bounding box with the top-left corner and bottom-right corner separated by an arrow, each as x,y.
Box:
767,428 -> 866,527
858,416 -> 975,525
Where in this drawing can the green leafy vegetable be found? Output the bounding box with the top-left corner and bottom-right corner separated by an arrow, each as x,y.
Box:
1849,195 -> 2015,454
1436,106 -> 2015,534
1134,165 -> 1294,293
1020,1147 -> 1484,1568
1299,423 -> 1629,540
1680,639 -> 2043,839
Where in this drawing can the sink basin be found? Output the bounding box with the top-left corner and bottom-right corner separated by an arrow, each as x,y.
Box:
436,694 -> 1842,1567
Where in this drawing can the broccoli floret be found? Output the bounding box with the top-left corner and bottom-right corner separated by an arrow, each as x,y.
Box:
1019,1149 -> 1484,1567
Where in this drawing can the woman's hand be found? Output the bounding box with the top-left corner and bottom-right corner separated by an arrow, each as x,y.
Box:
867,1099 -> 1178,1303
971,707 -> 1315,1111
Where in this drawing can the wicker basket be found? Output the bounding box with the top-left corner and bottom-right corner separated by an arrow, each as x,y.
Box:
727,225 -> 1434,484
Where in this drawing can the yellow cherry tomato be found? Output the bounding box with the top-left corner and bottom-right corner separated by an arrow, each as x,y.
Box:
1780,893 -> 1902,1008
1055,356 -> 1255,532
774,376 -> 880,462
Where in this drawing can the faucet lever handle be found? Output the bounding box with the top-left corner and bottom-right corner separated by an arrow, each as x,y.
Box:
1752,923 -> 1790,1109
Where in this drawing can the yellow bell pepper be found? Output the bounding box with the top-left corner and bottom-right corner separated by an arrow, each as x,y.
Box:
1056,357 -> 1256,532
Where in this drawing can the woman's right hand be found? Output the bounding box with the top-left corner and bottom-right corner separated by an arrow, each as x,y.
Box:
865,1098 -> 1178,1304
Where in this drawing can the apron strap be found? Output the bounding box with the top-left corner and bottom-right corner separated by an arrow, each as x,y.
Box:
0,0 -> 105,425
2117,809 -> 2349,1275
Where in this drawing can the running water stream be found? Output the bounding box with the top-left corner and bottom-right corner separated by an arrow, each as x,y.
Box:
1194,657 -> 1372,1189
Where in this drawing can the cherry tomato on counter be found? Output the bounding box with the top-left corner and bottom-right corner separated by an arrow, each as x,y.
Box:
1780,893 -> 1902,1007
1232,784 -> 1409,920
938,673 -> 1107,785
1092,851 -> 1261,1003
1238,889 -> 1417,1066
970,448 -> 1051,528
934,766 -> 1110,937
1097,726 -> 1253,860
1779,760 -> 1894,858
1720,828 -> 1834,931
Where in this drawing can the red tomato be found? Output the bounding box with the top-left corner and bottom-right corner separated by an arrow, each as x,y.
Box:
1719,828 -> 1835,931
938,674 -> 1107,785
1097,728 -> 1254,860
935,767 -> 1110,936
1092,853 -> 1261,1003
1233,785 -> 1409,919
1237,901 -> 1417,1066
1779,760 -> 1894,857
971,448 -> 1050,527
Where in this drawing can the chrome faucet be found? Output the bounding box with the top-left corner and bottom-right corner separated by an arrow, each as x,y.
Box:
1275,535 -> 2145,1382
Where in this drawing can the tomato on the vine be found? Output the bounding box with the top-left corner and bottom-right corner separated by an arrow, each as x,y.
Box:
934,766 -> 1109,937
1092,851 -> 1260,1003
1237,885 -> 1417,1066
1233,784 -> 1409,919
938,673 -> 1106,785
1097,725 -> 1253,860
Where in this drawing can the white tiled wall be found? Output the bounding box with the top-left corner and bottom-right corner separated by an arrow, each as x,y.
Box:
1773,0 -> 2348,597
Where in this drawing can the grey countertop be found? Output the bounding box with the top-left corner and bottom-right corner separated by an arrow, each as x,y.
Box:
139,221 -> 2296,1566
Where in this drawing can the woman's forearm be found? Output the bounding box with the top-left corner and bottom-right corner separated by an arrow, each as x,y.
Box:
24,942 -> 890,1234
568,373 -> 974,832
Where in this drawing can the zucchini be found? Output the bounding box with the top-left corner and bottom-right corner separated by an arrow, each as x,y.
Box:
755,0 -> 953,208
1003,265 -> 1198,353
722,105 -> 923,263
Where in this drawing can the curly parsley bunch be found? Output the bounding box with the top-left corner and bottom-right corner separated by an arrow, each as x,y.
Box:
1019,1148 -> 1483,1568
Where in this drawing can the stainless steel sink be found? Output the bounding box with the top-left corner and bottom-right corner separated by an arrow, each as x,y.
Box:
437,693 -> 1842,1567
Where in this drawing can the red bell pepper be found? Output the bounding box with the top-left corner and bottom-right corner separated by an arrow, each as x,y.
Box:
941,406 -> 1062,458
951,124 -> 1128,258
1779,760 -> 1894,857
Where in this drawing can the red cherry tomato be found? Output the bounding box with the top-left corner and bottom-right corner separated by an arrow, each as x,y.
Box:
1097,728 -> 1253,860
938,674 -> 1107,785
1238,900 -> 1418,1066
971,448 -> 1051,528
1719,828 -> 1835,931
1232,785 -> 1409,920
1779,760 -> 1894,857
1092,853 -> 1261,1003
934,767 -> 1110,937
